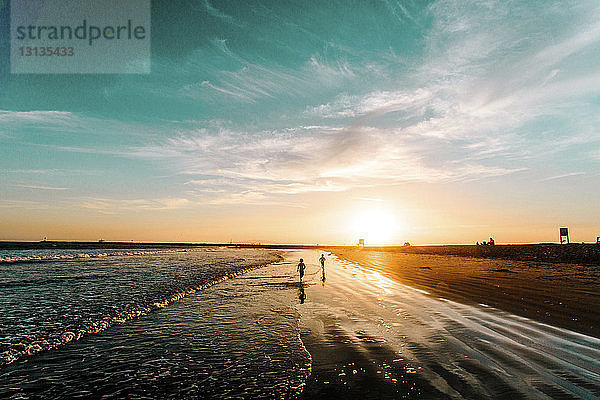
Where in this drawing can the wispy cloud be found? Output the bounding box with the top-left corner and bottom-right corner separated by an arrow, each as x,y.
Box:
5,168 -> 104,176
3,0 -> 600,213
78,197 -> 191,212
12,184 -> 69,190
0,110 -> 78,136
0,110 -> 73,123
540,172 -> 586,182
0,200 -> 54,210
130,119 -> 527,204
5,169 -> 52,174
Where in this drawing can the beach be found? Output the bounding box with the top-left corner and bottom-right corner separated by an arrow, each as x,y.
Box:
293,250 -> 600,399
331,248 -> 600,338
1,247 -> 599,398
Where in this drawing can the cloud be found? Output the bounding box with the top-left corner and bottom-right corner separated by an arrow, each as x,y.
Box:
6,169 -> 52,174
0,110 -> 73,123
5,169 -> 104,176
129,116 -> 528,204
203,0 -> 240,26
0,110 -> 80,136
4,0 -> 599,210
79,197 -> 191,212
0,200 -> 54,210
540,172 -> 586,182
12,184 -> 69,190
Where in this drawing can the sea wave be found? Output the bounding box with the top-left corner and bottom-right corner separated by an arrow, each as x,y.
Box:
0,248 -> 187,264
0,248 -> 282,368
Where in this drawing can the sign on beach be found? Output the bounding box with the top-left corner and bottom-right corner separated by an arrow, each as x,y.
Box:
559,227 -> 569,244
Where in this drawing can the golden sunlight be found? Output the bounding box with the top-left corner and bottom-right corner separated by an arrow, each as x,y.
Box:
350,208 -> 398,245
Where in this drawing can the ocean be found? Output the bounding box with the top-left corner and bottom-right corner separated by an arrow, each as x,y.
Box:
0,248 -> 310,398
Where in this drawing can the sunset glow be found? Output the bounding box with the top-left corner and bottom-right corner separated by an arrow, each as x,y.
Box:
1,0 -> 599,244
351,208 -> 398,246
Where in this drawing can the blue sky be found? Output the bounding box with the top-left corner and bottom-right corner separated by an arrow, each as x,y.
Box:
1,0 -> 599,243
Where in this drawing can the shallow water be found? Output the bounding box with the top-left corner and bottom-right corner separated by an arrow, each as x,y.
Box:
1,256 -> 311,399
0,248 -> 281,367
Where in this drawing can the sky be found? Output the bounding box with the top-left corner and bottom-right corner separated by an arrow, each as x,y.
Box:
0,0 -> 599,245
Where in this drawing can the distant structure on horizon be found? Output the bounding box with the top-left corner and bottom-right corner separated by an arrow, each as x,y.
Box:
559,227 -> 570,244
357,238 -> 365,248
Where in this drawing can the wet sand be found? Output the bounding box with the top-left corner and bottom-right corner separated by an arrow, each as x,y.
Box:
331,249 -> 600,338
290,250 -> 600,399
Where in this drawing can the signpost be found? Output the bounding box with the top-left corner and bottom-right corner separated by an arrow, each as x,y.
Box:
559,227 -> 569,244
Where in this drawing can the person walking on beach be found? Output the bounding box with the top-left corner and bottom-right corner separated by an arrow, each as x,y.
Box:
319,254 -> 326,281
297,258 -> 306,281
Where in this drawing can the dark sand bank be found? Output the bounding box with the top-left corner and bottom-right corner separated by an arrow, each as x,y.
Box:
353,243 -> 600,265
332,248 -> 600,338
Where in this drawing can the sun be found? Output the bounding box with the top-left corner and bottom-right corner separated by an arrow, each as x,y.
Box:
351,208 -> 398,245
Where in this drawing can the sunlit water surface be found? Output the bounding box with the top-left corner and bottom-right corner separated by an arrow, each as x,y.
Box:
1,248 -> 312,399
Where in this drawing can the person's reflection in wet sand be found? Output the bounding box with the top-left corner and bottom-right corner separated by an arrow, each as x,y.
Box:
319,254 -> 326,282
299,286 -> 307,304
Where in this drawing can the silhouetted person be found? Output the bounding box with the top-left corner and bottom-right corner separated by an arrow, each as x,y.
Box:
299,287 -> 306,304
319,254 -> 326,281
297,258 -> 306,281
489,237 -> 495,245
